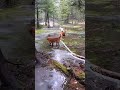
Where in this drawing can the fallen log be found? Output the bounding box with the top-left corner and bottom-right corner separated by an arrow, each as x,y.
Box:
50,60 -> 85,85
50,60 -> 70,76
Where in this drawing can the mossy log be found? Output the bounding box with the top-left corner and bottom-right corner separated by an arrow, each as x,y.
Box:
52,60 -> 70,76
72,67 -> 85,80
51,60 -> 85,85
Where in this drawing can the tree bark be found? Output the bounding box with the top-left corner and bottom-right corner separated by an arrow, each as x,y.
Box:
45,11 -> 47,26
64,15 -> 69,24
53,14 -> 55,27
47,12 -> 50,28
36,5 -> 39,28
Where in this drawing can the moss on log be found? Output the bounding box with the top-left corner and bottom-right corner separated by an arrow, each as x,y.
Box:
52,60 -> 70,76
51,60 -> 85,85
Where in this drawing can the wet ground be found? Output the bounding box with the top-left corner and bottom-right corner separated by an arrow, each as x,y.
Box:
35,66 -> 66,90
35,28 -> 85,90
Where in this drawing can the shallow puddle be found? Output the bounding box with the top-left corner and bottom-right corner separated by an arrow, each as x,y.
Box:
35,66 -> 66,90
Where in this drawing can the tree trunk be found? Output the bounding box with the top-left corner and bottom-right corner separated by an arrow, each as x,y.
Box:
64,15 -> 69,24
45,11 -> 47,26
72,18 -> 73,24
36,6 -> 39,28
53,14 -> 55,27
71,7 -> 74,24
47,12 -> 50,28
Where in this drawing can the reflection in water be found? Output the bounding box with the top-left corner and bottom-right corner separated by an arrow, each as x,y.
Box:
35,66 -> 66,90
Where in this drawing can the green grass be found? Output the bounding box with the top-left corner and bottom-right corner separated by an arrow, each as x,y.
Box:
62,24 -> 85,55
35,29 -> 47,34
63,25 -> 82,29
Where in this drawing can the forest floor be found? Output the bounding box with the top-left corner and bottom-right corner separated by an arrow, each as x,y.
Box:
35,23 -> 85,90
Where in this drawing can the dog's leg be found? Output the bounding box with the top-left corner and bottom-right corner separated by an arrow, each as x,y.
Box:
49,42 -> 51,46
57,42 -> 60,48
52,42 -> 53,47
57,42 -> 59,46
56,42 -> 58,46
